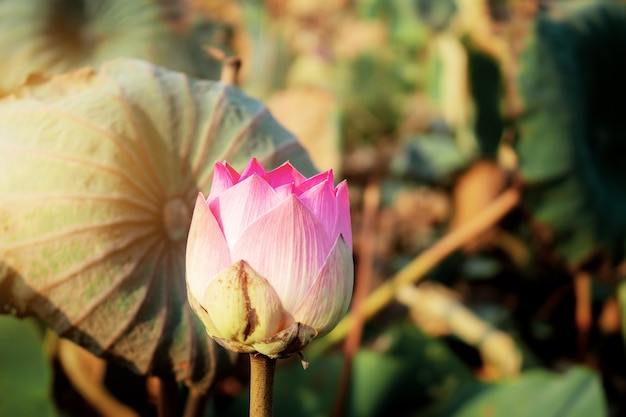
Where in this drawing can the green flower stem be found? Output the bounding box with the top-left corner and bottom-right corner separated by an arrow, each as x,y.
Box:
249,353 -> 276,417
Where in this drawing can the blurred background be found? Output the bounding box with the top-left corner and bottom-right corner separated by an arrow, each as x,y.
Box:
1,0 -> 626,416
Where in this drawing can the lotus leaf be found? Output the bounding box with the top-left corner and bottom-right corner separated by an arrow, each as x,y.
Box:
0,0 -> 222,95
0,58 -> 316,391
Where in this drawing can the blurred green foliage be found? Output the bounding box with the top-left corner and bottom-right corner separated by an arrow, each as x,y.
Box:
0,316 -> 56,417
0,0 -> 624,415
517,0 -> 626,265
222,324 -> 607,417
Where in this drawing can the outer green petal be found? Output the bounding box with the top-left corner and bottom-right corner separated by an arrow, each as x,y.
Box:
201,260 -> 288,346
187,287 -> 219,338
253,322 -> 317,358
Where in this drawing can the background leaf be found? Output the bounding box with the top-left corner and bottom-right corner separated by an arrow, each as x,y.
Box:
516,1 -> 626,265
0,316 -> 57,417
0,0 -> 225,95
223,323 -> 474,417
429,366 -> 607,417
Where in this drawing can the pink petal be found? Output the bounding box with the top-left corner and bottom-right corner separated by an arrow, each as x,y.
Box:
212,174 -> 281,248
208,162 -> 240,201
296,170 -> 333,195
292,235 -> 354,335
231,194 -> 333,312
266,162 -> 307,188
333,180 -> 352,249
298,179 -> 336,237
239,157 -> 267,181
186,193 -> 232,302
274,183 -> 296,200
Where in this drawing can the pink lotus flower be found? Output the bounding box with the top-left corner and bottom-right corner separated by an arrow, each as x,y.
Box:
186,158 -> 353,358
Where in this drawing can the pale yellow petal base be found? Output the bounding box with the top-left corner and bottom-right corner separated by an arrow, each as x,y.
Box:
188,260 -> 319,358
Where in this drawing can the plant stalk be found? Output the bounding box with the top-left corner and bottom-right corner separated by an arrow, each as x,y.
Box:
249,353 -> 276,417
156,377 -> 178,417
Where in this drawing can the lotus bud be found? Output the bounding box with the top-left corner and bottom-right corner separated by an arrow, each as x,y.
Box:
186,158 -> 353,359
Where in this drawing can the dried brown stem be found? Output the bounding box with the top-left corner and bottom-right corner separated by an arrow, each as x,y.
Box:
574,271 -> 592,359
156,377 -> 178,417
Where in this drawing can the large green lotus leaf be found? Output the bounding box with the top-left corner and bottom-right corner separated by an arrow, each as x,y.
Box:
0,0 -> 223,95
516,1 -> 626,265
0,58 -> 316,392
0,316 -> 57,417
429,366 -> 607,417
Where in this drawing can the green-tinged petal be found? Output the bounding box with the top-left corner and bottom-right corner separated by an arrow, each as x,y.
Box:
187,287 -> 219,337
201,260 -> 287,345
212,337 -> 257,354
292,235 -> 354,336
253,322 -> 317,358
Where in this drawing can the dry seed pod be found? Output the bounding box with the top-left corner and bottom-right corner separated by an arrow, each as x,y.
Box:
0,58 -> 316,392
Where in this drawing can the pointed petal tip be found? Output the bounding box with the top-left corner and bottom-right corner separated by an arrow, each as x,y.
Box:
265,161 -> 308,189
196,191 -> 208,204
240,157 -> 268,181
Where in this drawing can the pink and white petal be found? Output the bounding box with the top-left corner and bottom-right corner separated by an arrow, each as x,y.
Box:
186,193 -> 232,302
231,194 -> 333,312
296,170 -> 333,195
202,260 -> 287,344
274,183 -> 296,201
213,174 -> 281,248
333,180 -> 352,249
207,162 -> 240,201
266,162 -> 307,188
292,235 -> 354,336
239,157 -> 267,181
223,161 -> 241,181
298,179 -> 336,235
